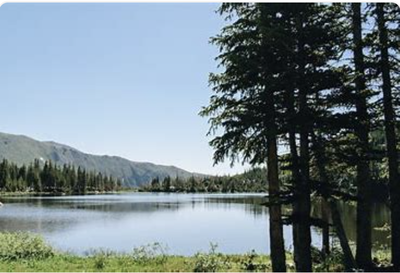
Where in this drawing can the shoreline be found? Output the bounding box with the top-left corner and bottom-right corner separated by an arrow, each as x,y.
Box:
0,229 -> 391,272
0,189 -> 138,198
0,190 -> 265,198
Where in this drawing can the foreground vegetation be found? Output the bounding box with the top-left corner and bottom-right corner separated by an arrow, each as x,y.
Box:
0,232 -> 274,272
1,232 -> 392,272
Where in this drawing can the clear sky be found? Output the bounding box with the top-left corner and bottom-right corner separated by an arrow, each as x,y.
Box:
0,3 -> 249,175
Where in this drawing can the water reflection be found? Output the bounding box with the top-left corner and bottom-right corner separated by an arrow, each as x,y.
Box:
310,199 -> 391,249
0,193 -> 391,255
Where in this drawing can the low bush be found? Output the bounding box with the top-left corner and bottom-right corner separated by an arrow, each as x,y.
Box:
0,232 -> 54,261
193,243 -> 230,272
131,242 -> 169,265
312,246 -> 345,272
90,249 -> 116,270
240,250 -> 268,271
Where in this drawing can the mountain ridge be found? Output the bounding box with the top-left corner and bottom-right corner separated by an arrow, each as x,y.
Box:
0,132 -> 203,187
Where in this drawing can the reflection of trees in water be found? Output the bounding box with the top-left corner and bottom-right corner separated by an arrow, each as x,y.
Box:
1,194 -> 391,249
65,202 -> 182,214
0,203 -> 83,234
205,195 -> 264,204
4,195 -> 267,216
3,197 -> 183,213
311,200 -> 391,247
0,217 -> 59,234
204,196 -> 267,217
0,198 -> 183,236
208,196 -> 392,248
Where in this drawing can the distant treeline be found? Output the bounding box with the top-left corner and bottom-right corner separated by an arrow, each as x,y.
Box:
0,159 -> 122,194
140,168 -> 268,193
141,148 -> 390,199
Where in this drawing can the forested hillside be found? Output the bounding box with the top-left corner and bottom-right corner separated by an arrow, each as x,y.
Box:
0,132 -> 199,187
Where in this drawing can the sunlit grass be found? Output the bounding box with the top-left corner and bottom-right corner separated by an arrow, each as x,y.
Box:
0,232 -> 391,272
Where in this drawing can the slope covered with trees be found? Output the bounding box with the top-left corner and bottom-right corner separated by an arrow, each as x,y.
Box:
0,132 -> 200,187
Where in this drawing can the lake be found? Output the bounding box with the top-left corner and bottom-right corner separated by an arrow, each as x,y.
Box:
0,193 -> 391,255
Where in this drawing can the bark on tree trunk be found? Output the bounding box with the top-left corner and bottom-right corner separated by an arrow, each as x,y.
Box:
286,77 -> 312,272
292,13 -> 312,272
289,132 -> 312,272
351,3 -> 373,269
376,4 -> 400,270
258,5 -> 288,270
266,90 -> 287,272
321,198 -> 330,257
329,200 -> 358,271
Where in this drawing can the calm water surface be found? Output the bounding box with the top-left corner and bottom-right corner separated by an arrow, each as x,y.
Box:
0,193 -> 391,255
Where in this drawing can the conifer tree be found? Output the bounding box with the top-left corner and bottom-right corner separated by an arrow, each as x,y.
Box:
162,176 -> 171,192
27,164 -> 41,192
373,3 -> 400,268
351,4 -> 373,268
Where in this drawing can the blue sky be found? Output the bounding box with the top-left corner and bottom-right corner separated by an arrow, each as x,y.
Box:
0,3 -> 248,175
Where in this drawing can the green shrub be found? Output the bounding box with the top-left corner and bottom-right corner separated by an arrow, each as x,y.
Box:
94,255 -> 106,270
88,250 -> 117,270
193,243 -> 230,272
131,242 -> 168,265
240,250 -> 268,271
92,251 -> 112,270
0,232 -> 54,261
312,247 -> 345,272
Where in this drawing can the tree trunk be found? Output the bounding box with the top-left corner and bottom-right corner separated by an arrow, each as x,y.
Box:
289,126 -> 312,273
266,90 -> 287,272
258,5 -> 288,270
267,135 -> 287,272
376,3 -> 400,270
294,99 -> 312,273
292,13 -> 312,272
351,3 -> 373,269
321,198 -> 330,257
286,79 -> 312,272
329,200 -> 358,271
311,132 -> 358,271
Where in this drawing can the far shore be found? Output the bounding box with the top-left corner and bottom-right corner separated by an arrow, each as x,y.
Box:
0,189 -> 138,198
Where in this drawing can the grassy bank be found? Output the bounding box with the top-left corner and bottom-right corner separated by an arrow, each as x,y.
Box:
0,254 -> 272,272
0,233 -> 276,272
0,232 -> 382,272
